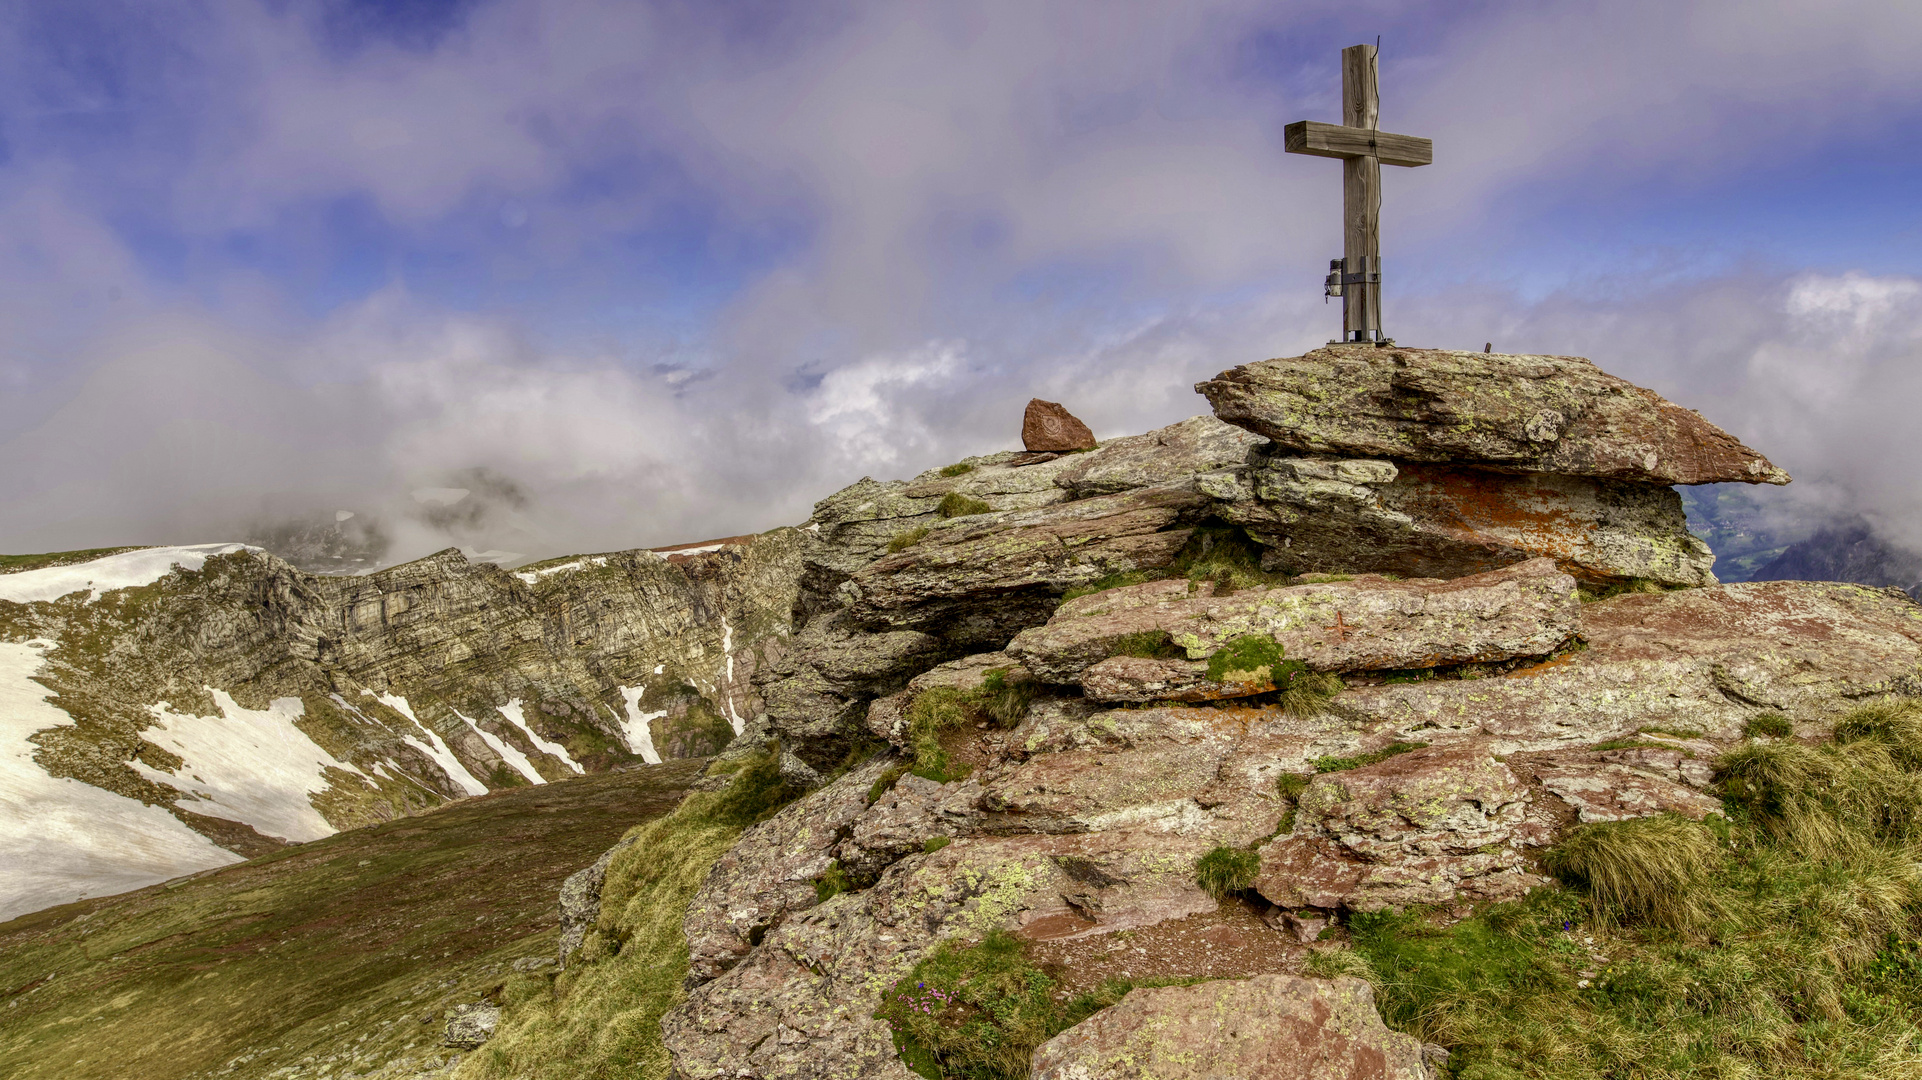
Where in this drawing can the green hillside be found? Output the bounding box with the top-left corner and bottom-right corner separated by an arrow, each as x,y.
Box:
0,759 -> 701,1080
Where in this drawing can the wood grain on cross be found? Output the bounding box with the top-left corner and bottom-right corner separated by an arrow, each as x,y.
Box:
1285,44 -> 1432,343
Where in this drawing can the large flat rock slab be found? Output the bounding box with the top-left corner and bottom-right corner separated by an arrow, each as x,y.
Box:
1007,557 -> 1579,685
1029,974 -> 1425,1080
1332,581 -> 1922,752
1206,455 -> 1717,587
1197,345 -> 1789,486
798,415 -> 1261,612
845,484 -> 1206,633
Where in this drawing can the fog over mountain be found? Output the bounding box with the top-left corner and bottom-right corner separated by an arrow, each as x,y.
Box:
3,1 -> 1921,567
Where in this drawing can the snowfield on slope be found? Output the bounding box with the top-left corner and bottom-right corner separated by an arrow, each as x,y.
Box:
0,642 -> 241,922
132,692 -> 363,843
0,544 -> 256,604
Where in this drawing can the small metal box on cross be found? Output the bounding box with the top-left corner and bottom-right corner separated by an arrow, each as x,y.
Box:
1285,43 -> 1432,344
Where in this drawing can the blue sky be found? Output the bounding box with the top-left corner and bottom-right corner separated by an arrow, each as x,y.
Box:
2,0 -> 1920,563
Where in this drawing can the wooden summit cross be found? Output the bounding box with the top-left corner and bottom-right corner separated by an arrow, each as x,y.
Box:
1285,43 -> 1432,344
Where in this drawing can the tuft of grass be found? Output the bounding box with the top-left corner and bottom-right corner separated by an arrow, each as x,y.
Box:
876,931 -> 1145,1080
1543,814 -> 1722,930
1836,700 -> 1922,769
869,762 -> 911,805
1275,773 -> 1312,800
977,667 -> 1033,727
1314,740 -> 1427,773
1197,635 -> 1342,714
902,672 -> 1035,783
1301,945 -> 1379,983
464,751 -> 804,1080
814,861 -> 853,902
889,527 -> 932,554
1194,846 -> 1260,899
1172,525 -> 1292,595
1060,569 -> 1162,602
1716,700 -> 1922,859
923,836 -> 951,854
1105,629 -> 1186,660
906,687 -> 975,782
938,462 -> 976,478
936,492 -> 993,518
1745,711 -> 1794,738
1276,669 -> 1344,717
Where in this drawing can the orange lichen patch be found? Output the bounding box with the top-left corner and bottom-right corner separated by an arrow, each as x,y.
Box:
1506,651 -> 1585,679
1391,465 -> 1592,558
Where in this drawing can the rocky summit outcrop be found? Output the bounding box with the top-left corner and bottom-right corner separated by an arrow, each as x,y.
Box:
644,348 -> 1922,1079
1196,345 -> 1790,486
1028,974 -> 1426,1080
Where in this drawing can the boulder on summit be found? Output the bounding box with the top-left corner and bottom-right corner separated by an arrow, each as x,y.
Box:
1023,398 -> 1098,452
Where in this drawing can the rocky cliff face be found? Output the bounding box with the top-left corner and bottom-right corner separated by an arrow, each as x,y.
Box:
0,532 -> 802,919
645,347 -> 1922,1079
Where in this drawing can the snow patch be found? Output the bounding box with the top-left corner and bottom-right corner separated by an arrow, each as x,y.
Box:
0,642 -> 241,922
499,700 -> 583,774
618,686 -> 665,765
458,711 -> 545,785
718,616 -> 745,735
132,691 -> 357,844
512,555 -> 608,585
376,694 -> 487,797
0,544 -> 256,605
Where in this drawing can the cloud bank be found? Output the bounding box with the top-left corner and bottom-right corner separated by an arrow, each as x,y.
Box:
2,1 -> 1921,565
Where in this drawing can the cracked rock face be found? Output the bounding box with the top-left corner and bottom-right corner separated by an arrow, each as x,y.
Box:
1196,345 -> 1790,486
1008,557 -> 1581,686
1333,581 -> 1922,753
663,829 -> 1221,1080
1256,743 -> 1554,911
1210,453 -> 1718,587
1029,974 -> 1426,1080
845,484 -> 1209,637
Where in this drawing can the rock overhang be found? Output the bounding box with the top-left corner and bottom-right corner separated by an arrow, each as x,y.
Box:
1196,345 -> 1791,487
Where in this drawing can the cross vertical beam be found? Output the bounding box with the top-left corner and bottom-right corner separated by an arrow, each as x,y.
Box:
1341,44 -> 1381,342
1285,43 -> 1431,344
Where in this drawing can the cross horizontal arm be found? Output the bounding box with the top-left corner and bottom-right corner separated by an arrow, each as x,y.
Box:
1284,121 -> 1432,168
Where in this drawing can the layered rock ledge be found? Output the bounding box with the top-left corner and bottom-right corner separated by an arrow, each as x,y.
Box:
1196,345 -> 1790,486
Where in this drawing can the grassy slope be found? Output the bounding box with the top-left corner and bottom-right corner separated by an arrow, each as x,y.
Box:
0,759 -> 702,1080
1325,703 -> 1922,1080
458,751 -> 801,1080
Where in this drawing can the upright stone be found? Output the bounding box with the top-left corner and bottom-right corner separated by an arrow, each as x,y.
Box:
1023,398 -> 1097,452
